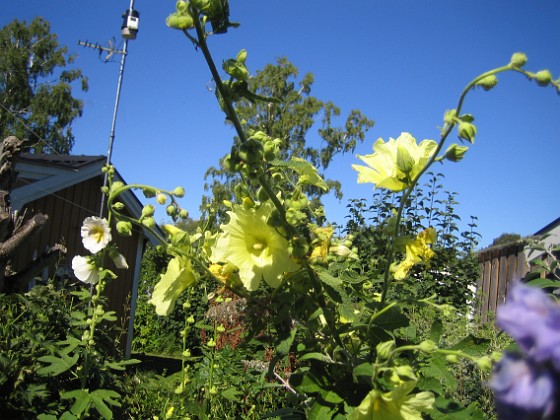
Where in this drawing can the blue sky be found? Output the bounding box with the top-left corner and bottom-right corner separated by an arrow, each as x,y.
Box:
2,1 -> 559,248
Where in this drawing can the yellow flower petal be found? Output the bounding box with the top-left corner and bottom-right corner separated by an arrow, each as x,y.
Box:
353,133 -> 437,192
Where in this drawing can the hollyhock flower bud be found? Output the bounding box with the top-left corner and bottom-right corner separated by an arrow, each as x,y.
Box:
457,122 -> 477,144
535,70 -> 553,87
510,52 -> 528,68
444,144 -> 469,162
157,193 -> 167,205
476,75 -> 498,91
116,221 -> 132,236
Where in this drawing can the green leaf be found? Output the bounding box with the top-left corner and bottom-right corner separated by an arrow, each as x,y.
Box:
37,353 -> 79,377
526,278 -> 560,289
271,157 -> 328,191
352,362 -> 374,379
221,387 -> 243,402
101,311 -> 118,322
90,389 -> 121,420
318,270 -> 342,288
299,352 -> 332,363
61,389 -> 91,417
276,326 -> 297,355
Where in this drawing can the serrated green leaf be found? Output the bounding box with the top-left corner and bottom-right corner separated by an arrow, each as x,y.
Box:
318,270 -> 342,288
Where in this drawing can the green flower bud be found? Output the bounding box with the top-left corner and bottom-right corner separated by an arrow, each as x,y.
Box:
444,144 -> 469,162
535,69 -> 553,87
186,315 -> 195,324
216,325 -> 226,333
190,0 -> 210,10
418,340 -> 438,354
445,354 -> 459,364
207,339 -> 216,348
238,139 -> 264,164
263,140 -> 277,161
236,49 -> 248,64
166,13 -> 195,30
101,186 -> 109,194
116,221 -> 133,236
289,236 -> 310,258
223,59 -> 249,81
157,193 -> 167,205
112,202 -> 125,211
143,188 -> 156,198
457,121 -> 477,143
510,52 -> 528,68
173,186 -> 186,198
166,205 -> 177,216
142,204 -> 156,218
476,75 -> 498,91
476,355 -> 492,371
443,109 -> 457,125
179,209 -> 189,219
182,349 -> 191,358
376,340 -> 395,360
176,0 -> 189,14
142,217 -> 156,229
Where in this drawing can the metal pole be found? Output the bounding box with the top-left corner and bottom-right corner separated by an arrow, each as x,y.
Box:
98,0 -> 136,217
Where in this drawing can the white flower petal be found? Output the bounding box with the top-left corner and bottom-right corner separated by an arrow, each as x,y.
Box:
72,255 -> 99,284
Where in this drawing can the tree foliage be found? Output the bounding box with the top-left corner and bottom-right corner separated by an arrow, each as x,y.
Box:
0,17 -> 88,154
202,57 -> 374,224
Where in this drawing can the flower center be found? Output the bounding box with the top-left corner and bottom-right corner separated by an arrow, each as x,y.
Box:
91,226 -> 105,243
251,240 -> 267,255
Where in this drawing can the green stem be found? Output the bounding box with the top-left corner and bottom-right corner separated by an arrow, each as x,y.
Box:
379,63 -> 516,304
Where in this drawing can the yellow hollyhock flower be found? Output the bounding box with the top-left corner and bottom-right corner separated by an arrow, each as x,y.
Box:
149,256 -> 196,316
352,133 -> 437,192
211,203 -> 300,291
391,228 -> 437,280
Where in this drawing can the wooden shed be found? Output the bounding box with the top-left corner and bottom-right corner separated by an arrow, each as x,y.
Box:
11,153 -> 156,357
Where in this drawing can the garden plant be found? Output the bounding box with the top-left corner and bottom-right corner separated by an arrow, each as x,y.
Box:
3,0 -> 560,419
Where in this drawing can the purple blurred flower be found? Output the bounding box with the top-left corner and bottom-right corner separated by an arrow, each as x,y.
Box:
497,282 -> 560,369
491,353 -> 557,419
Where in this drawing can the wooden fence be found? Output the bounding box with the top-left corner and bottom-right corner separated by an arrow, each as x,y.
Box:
476,242 -> 529,323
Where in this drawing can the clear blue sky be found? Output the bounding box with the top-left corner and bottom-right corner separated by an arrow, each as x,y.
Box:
2,1 -> 559,248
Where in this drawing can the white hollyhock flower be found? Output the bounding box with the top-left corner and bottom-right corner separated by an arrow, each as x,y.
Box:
72,255 -> 99,284
81,216 -> 111,254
